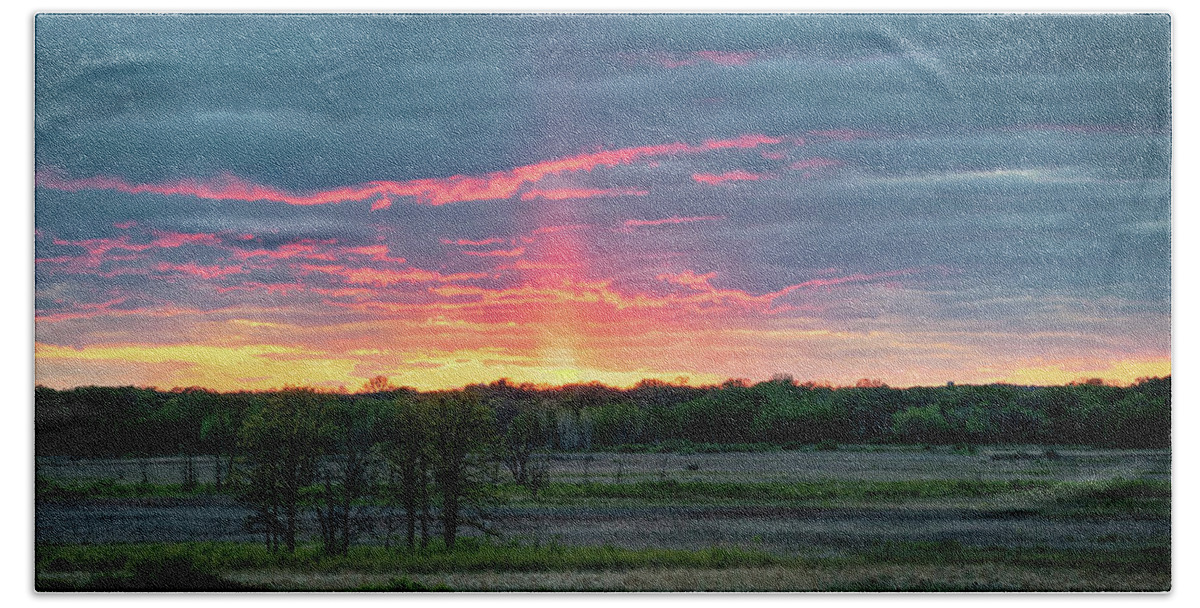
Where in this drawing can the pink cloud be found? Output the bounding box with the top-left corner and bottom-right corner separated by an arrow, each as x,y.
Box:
35,299 -> 202,323
701,134 -> 782,150
531,224 -> 590,236
150,230 -> 223,249
657,270 -> 718,290
657,50 -> 760,68
36,134 -> 782,208
498,259 -> 578,272
807,129 -> 874,141
442,237 -> 508,247
766,268 -> 922,300
35,297 -> 128,322
234,241 -> 337,262
694,50 -> 758,66
461,247 -> 525,258
789,157 -> 844,171
520,187 -> 648,201
692,170 -> 765,185
301,264 -> 489,286
154,262 -> 246,279
623,215 -> 725,228
214,281 -> 306,295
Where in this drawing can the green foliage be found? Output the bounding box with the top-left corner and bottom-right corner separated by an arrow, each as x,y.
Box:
672,381 -> 762,443
424,391 -> 501,549
238,388 -> 330,553
590,400 -> 647,446
891,404 -> 952,443
35,376 -> 1172,462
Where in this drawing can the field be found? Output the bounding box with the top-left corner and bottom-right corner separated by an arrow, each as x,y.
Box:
35,445 -> 1170,591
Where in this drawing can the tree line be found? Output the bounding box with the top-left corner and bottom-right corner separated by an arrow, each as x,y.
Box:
35,375 -> 1169,555
236,388 -> 498,553
36,375 -> 1171,462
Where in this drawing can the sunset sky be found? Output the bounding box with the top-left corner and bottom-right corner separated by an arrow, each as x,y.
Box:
33,14 -> 1171,391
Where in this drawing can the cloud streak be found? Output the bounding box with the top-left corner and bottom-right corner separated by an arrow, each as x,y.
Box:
36,134 -> 782,208
692,170 -> 767,185
623,215 -> 725,228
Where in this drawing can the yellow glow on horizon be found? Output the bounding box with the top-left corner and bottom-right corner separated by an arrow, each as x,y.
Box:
998,357 -> 1171,386
33,341 -> 726,392
35,342 -> 359,391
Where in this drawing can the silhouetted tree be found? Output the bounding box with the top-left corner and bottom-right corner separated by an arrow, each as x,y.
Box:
426,392 -> 498,548
238,388 -> 328,553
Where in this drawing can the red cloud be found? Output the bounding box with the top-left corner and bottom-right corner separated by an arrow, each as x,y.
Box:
692,170 -> 764,185
36,134 -> 781,208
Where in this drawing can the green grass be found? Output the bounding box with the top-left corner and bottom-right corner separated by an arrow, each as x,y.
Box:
601,440 -> 783,454
1042,478 -> 1171,518
37,539 -> 791,591
532,478 -> 1057,503
36,538 -> 1170,592
853,539 -> 1170,575
39,475 -> 1171,515
36,477 -> 223,500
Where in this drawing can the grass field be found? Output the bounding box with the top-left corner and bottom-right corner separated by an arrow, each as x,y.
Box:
35,445 -> 1170,591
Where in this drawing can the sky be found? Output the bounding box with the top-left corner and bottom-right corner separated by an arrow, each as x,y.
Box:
32,13 -> 1172,392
